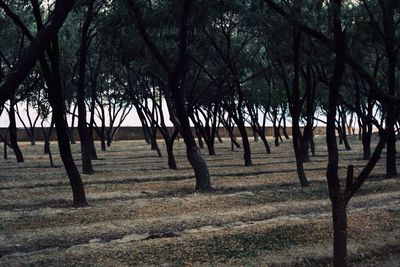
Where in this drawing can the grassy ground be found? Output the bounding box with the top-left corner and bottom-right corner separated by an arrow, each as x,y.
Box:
0,136 -> 399,266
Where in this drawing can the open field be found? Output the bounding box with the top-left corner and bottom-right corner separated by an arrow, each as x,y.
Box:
0,136 -> 399,266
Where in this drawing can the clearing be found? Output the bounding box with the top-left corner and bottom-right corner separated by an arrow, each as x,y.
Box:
0,136 -> 399,266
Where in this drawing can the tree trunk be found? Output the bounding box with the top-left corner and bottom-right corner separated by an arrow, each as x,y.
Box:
100,138 -> 106,151
150,127 -> 162,157
165,138 -> 177,170
169,77 -> 211,191
282,115 -> 290,139
332,200 -> 348,267
361,122 -> 372,160
259,133 -> 271,154
273,124 -> 280,147
69,105 -> 77,144
47,38 -> 88,207
292,118 -> 309,187
205,138 -> 216,156
76,2 -> 95,174
8,102 -> 24,163
386,126 -> 397,178
237,119 -> 252,166
310,133 -> 316,156
196,129 -> 204,149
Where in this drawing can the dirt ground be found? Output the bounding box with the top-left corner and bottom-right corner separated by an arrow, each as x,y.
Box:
0,136 -> 399,266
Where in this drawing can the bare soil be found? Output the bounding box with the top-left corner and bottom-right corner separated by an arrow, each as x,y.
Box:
0,136 -> 399,266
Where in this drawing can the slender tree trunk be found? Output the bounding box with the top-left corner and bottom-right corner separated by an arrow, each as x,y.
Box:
282,115 -> 290,139
205,137 -> 216,156
292,120 -> 309,187
47,38 -> 88,207
236,119 -> 252,166
165,138 -> 177,169
259,133 -> 271,154
196,128 -> 204,149
216,126 -> 223,143
150,127 -> 162,157
361,121 -> 372,160
69,104 -> 77,144
8,102 -> 24,163
273,116 -> 280,147
76,2 -> 95,174
310,133 -> 316,156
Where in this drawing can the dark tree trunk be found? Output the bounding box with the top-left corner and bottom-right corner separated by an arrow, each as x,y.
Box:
69,104 -> 77,144
236,119 -> 252,166
381,0 -> 398,178
340,109 -> 351,151
44,140 -> 50,154
47,38 -> 88,207
127,0 -> 211,191
8,102 -> 24,163
310,133 -> 316,156
331,189 -> 348,267
259,133 -> 271,154
169,77 -> 211,191
165,138 -> 177,170
216,126 -> 223,143
282,115 -> 290,139
361,122 -> 372,160
150,126 -> 162,157
76,1 -> 95,174
0,0 -> 78,108
325,2 -> 348,264
88,77 -> 98,160
292,121 -> 309,187
195,128 -> 204,149
100,104 -> 106,151
42,120 -> 55,167
386,126 -> 397,177
273,116 -> 280,147
253,128 -> 259,142
205,137 -> 216,156
223,118 -> 240,151
289,24 -> 309,187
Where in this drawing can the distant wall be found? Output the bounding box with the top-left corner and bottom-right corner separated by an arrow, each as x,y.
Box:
0,126 -> 326,142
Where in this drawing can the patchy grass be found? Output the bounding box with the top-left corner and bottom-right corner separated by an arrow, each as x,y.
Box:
0,136 -> 399,266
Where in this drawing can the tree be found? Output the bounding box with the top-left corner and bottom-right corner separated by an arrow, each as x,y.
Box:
126,0 -> 212,191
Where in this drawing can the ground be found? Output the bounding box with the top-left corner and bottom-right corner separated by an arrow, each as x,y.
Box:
0,136 -> 399,266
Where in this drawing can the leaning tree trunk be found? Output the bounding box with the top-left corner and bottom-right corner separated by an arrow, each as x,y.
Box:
47,38 -> 88,207
165,137 -> 177,170
292,116 -> 309,187
169,77 -> 211,191
150,126 -> 162,157
236,118 -> 252,166
8,101 -> 24,163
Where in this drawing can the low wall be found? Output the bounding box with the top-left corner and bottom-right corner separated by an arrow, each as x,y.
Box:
0,126 -> 326,142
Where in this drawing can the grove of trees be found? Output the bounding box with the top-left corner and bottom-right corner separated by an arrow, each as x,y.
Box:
1,0 -> 399,266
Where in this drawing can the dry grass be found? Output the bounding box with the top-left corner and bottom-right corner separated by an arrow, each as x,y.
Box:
0,136 -> 399,266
